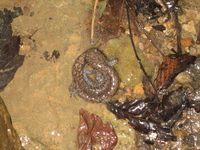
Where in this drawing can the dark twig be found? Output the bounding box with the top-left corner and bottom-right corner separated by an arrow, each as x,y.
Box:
125,2 -> 158,101
174,11 -> 182,54
126,4 -> 148,78
125,0 -> 165,57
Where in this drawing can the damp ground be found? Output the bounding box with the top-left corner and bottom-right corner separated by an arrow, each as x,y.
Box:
0,0 -> 200,150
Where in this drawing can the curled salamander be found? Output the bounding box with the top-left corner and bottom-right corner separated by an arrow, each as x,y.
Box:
70,48 -> 119,103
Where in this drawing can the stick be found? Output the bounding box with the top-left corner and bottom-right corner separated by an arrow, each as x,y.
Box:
91,0 -> 99,45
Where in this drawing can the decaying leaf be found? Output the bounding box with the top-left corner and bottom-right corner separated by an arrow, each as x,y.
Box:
142,76 -> 157,99
152,25 -> 166,32
78,108 -> 117,150
156,54 -> 196,90
106,98 -> 177,142
0,7 -> 24,91
97,0 -> 127,41
106,87 -> 193,143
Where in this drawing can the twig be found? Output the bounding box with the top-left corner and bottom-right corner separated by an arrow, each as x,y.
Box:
125,0 -> 164,57
91,0 -> 99,45
126,4 -> 149,79
174,11 -> 182,54
126,1 -> 159,101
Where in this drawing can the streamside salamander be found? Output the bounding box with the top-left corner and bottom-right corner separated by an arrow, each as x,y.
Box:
70,48 -> 119,103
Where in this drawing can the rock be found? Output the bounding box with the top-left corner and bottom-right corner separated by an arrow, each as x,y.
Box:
181,37 -> 195,47
0,96 -> 24,150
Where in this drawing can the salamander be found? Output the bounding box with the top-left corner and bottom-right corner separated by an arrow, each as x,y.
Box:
69,48 -> 119,103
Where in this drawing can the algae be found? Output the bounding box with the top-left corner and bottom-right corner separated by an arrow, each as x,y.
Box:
104,35 -> 154,86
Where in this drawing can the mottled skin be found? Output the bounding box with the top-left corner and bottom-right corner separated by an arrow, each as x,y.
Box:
70,48 -> 119,103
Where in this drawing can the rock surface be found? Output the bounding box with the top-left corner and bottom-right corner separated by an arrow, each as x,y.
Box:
0,96 -> 24,150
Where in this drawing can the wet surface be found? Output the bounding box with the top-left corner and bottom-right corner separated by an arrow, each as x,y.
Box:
0,96 -> 24,150
0,0 -> 200,149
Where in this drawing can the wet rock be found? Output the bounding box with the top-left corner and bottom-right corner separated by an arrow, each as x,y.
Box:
181,37 -> 195,47
0,96 -> 24,150
184,133 -> 200,147
182,20 -> 196,34
104,35 -> 154,86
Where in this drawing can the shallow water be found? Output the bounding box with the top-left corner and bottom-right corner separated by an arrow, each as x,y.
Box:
0,0 -> 200,149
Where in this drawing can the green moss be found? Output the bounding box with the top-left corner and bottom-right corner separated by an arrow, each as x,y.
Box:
104,35 -> 154,86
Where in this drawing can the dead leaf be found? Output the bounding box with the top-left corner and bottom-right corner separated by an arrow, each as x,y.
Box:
142,76 -> 156,99
78,108 -> 117,150
97,0 -> 127,41
156,54 -> 195,90
0,8 -> 24,91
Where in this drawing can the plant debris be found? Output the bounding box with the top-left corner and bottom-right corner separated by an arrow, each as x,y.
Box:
105,0 -> 200,145
152,25 -> 166,32
107,86 -> 200,144
156,53 -> 196,90
97,0 -> 127,42
78,108 -> 118,150
43,50 -> 60,62
0,7 -> 24,91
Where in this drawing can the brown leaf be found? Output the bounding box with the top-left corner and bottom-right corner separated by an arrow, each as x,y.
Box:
97,0 -> 127,41
78,108 -> 117,150
142,76 -> 156,99
156,54 -> 195,90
